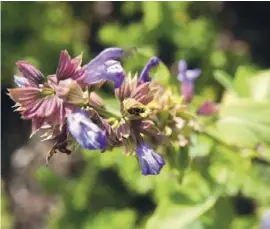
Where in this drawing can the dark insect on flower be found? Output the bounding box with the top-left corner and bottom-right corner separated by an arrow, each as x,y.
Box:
127,107 -> 146,115
177,59 -> 201,104
8,48 -> 204,177
113,58 -> 166,175
123,98 -> 151,120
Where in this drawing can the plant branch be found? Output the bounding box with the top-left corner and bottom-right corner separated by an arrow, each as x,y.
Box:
202,129 -> 241,152
94,106 -> 121,119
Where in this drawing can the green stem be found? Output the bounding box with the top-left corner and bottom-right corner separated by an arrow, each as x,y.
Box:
202,129 -> 240,151
94,106 -> 121,119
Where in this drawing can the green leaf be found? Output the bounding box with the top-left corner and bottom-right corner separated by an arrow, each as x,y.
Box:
98,23 -> 121,45
35,168 -> 67,195
153,61 -> 178,91
83,209 -> 137,229
213,70 -> 235,92
248,70 -> 270,100
217,99 -> 270,147
234,66 -> 256,97
230,216 -> 257,229
100,95 -> 121,117
142,2 -> 162,31
204,197 -> 234,229
210,50 -> 227,68
146,191 -> 220,229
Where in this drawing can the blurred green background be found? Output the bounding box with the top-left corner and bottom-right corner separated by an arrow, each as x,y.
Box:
1,2 -> 270,229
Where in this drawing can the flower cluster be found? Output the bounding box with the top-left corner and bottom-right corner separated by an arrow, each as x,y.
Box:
8,48 -> 218,176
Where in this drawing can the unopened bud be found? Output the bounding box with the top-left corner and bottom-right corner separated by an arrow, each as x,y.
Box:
89,92 -> 104,108
56,79 -> 88,105
197,100 -> 219,116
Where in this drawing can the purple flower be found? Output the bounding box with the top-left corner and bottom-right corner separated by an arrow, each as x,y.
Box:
177,60 -> 201,103
139,56 -> 160,83
8,62 -> 63,134
67,109 -> 107,150
136,142 -> 165,175
83,47 -> 125,88
8,51 -> 85,135
16,61 -> 45,86
56,50 -> 86,85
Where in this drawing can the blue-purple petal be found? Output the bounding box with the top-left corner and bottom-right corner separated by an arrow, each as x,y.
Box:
177,59 -> 201,82
67,109 -> 107,150
85,47 -> 123,67
139,56 -> 160,83
178,60 -> 187,73
14,75 -> 27,87
83,49 -> 125,88
103,60 -> 125,88
136,142 -> 165,175
177,73 -> 185,82
177,59 -> 201,103
185,69 -> 201,81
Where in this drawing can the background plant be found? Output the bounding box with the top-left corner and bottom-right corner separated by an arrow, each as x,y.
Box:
1,2 -> 270,229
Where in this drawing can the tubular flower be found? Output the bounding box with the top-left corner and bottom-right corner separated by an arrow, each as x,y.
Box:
67,109 -> 107,150
139,56 -> 160,83
83,47 -> 125,88
177,59 -> 201,103
136,142 -> 165,175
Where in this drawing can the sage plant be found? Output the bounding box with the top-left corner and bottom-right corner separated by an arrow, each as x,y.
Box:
8,48 -> 217,176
